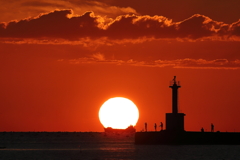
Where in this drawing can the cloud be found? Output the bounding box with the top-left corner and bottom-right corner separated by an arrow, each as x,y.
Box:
228,20 -> 240,39
70,0 -> 137,18
105,14 -> 176,39
92,53 -> 105,61
0,10 -> 240,43
0,10 -> 103,40
176,14 -> 217,39
0,0 -> 138,31
64,56 -> 240,69
154,59 -> 232,69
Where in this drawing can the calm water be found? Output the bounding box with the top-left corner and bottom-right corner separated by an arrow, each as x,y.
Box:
1,132 -> 240,160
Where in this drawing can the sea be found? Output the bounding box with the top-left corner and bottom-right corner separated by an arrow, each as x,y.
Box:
1,132 -> 240,160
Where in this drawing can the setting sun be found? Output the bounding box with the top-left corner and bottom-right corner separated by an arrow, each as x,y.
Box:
99,97 -> 139,129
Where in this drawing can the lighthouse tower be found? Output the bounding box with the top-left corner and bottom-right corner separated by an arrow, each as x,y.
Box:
166,76 -> 185,132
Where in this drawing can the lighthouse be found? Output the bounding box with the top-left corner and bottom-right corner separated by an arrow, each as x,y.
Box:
166,76 -> 185,131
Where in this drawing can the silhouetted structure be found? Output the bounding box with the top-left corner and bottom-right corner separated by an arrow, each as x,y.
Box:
135,76 -> 240,145
166,76 -> 185,131
154,123 -> 157,131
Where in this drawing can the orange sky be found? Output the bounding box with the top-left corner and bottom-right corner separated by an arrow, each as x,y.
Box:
1,0 -> 240,132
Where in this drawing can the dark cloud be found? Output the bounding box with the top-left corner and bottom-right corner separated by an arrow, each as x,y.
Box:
106,15 -> 176,39
0,10 -> 240,42
0,0 -> 138,23
176,14 -> 216,39
230,20 -> 240,36
109,0 -> 240,24
0,10 -> 102,40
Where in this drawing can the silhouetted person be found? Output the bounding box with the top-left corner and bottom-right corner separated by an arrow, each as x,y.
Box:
159,122 -> 163,131
145,123 -> 147,132
173,76 -> 176,83
154,123 -> 157,131
201,127 -> 204,132
211,123 -> 214,132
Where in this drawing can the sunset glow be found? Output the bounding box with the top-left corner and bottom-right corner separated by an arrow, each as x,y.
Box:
0,0 -> 240,132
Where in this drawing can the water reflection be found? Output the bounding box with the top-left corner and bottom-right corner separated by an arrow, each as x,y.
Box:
1,132 -> 240,160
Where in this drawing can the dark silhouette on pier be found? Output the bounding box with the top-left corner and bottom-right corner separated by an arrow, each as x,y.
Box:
159,122 -> 163,131
154,123 -> 157,131
135,76 -> 240,145
211,123 -> 214,132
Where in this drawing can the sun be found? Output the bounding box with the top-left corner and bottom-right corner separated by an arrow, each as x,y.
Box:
99,97 -> 139,129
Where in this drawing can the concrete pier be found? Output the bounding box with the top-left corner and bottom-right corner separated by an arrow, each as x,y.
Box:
135,76 -> 240,145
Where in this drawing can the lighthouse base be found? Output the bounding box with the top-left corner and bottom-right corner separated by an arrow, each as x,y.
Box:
166,113 -> 185,131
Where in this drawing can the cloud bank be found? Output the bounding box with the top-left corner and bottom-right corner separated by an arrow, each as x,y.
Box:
1,9 -> 240,70
0,9 -> 240,43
